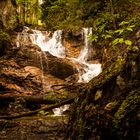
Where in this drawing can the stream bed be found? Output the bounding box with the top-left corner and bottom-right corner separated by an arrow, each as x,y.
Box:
0,116 -> 68,140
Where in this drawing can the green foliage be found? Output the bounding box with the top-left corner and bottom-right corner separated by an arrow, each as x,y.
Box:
88,18 -> 135,49
39,110 -> 49,115
0,30 -> 10,41
124,40 -> 132,46
40,0 -> 140,36
16,0 -> 42,25
41,0 -> 105,30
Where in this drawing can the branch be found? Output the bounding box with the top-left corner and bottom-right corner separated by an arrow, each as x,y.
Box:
0,93 -> 72,104
0,98 -> 74,120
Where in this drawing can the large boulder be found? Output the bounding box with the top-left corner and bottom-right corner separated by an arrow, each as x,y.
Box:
13,44 -> 78,79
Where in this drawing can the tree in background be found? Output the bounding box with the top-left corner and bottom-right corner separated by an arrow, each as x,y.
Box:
16,0 -> 42,25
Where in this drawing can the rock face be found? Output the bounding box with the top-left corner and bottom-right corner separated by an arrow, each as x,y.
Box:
0,41 -> 78,94
15,45 -> 77,79
0,0 -> 17,30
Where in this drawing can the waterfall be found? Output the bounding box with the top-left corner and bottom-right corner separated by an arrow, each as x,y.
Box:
16,27 -> 102,116
17,27 -> 66,58
16,26 -> 102,83
78,27 -> 92,62
44,30 -> 66,58
30,28 -> 66,58
73,28 -> 102,83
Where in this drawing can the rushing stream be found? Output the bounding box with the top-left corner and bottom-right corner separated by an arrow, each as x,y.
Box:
16,26 -> 102,115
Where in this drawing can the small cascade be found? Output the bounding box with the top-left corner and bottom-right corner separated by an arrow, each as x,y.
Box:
73,28 -> 102,83
17,27 -> 66,58
29,29 -> 48,49
16,26 -> 31,47
78,63 -> 102,83
52,104 -> 70,116
78,27 -> 92,62
44,30 -> 66,58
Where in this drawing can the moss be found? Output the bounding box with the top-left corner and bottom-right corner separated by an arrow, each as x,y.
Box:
0,29 -> 10,41
114,88 -> 140,126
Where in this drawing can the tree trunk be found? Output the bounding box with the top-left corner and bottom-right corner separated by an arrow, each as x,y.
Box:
66,47 -> 140,140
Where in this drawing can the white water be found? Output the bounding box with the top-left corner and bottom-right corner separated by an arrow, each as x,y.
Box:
70,28 -> 102,83
52,104 -> 70,116
29,28 -> 66,58
16,27 -> 102,83
78,27 -> 92,62
16,27 -> 102,115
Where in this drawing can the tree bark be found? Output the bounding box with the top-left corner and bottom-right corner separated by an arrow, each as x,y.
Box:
66,48 -> 140,140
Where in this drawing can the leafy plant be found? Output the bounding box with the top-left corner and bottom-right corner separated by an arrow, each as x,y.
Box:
39,110 -> 49,116
89,19 -> 135,48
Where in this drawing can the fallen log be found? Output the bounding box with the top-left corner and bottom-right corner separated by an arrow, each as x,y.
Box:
0,93 -> 72,104
0,98 -> 74,120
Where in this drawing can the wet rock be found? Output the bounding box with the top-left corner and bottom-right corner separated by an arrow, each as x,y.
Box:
46,54 -> 78,79
0,59 -> 42,94
14,45 -> 78,79
0,54 -> 66,94
24,66 -> 42,76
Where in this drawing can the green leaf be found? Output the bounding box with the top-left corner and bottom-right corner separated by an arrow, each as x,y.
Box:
129,25 -> 135,28
51,5 -> 59,10
39,110 -> 49,115
115,29 -> 124,35
90,35 -> 98,42
104,34 -> 112,39
126,27 -> 133,31
125,40 -> 132,46
119,38 -> 124,44
99,24 -> 106,33
106,30 -> 114,35
112,38 -> 119,45
119,21 -> 129,26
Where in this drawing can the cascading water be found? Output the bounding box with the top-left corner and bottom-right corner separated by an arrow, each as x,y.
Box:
16,27 -> 102,115
70,28 -> 102,83
78,27 -> 92,62
52,104 -> 70,116
30,28 -> 66,58
77,27 -> 102,82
